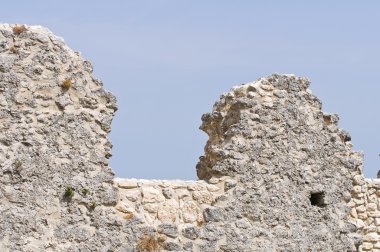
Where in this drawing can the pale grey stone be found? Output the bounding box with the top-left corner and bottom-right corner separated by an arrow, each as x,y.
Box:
157,223 -> 178,238
183,241 -> 193,251
182,226 -> 199,240
163,242 -> 181,251
203,207 -> 225,222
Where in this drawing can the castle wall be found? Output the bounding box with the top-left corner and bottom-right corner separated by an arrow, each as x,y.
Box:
350,177 -> 380,251
0,23 -> 372,252
112,175 -> 380,252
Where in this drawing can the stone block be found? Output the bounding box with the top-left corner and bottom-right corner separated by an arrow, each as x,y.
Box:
158,223 -> 178,238
141,187 -> 165,203
117,180 -> 139,189
157,199 -> 178,222
182,201 -> 199,223
192,191 -> 213,204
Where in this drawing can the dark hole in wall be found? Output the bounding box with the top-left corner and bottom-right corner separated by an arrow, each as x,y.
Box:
310,192 -> 326,207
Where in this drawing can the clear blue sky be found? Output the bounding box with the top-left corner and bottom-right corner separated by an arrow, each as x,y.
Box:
3,1 -> 380,179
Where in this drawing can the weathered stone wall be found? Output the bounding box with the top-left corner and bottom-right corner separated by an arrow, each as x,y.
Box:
0,23 -> 375,252
195,74 -> 362,251
0,24 -> 121,251
349,177 -> 380,251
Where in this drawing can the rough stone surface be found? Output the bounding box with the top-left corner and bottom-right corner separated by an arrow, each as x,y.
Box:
195,74 -> 362,251
0,24 -> 120,252
0,23 -> 375,251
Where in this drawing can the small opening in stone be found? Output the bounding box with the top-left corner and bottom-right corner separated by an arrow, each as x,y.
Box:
310,192 -> 326,207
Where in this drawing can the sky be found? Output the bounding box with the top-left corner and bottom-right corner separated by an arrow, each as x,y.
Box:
2,1 -> 380,179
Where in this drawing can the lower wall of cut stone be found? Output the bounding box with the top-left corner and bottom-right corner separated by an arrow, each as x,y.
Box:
350,176 -> 380,251
113,177 -> 233,250
112,175 -> 380,251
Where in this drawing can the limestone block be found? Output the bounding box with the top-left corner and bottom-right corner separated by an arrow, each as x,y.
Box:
141,187 -> 165,203
162,187 -> 174,199
351,208 -> 358,219
373,242 -> 380,249
353,175 -> 365,186
363,225 -> 377,234
363,232 -> 380,242
348,201 -> 356,208
368,203 -> 378,212
369,180 -> 380,189
368,189 -> 377,197
206,184 -> 220,192
182,201 -> 199,223
368,194 -> 377,204
356,219 -> 366,229
143,212 -> 155,224
171,182 -> 188,189
176,189 -> 191,199
368,212 -> 380,218
262,96 -> 273,103
358,212 -> 369,219
361,242 -> 374,251
357,205 -> 367,213
187,182 -> 208,191
192,191 -> 214,204
353,186 -> 362,194
117,179 -> 139,189
260,83 -> 274,91
124,189 -> 141,202
157,199 -> 178,222
356,193 -> 364,198
143,203 -> 159,214
115,201 -> 134,214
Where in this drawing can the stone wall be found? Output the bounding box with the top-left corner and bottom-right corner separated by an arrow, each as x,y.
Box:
0,23 -> 375,252
114,177 -> 227,226
0,24 -> 119,252
349,177 -> 380,251
113,177 -> 229,250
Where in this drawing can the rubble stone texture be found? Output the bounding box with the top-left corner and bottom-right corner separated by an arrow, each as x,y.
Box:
0,23 -> 374,251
